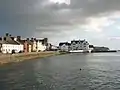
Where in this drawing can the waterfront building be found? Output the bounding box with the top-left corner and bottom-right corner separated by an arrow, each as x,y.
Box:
36,39 -> 46,52
51,45 -> 58,51
31,38 -> 47,52
46,43 -> 52,51
23,38 -> 33,53
30,38 -> 48,52
30,38 -> 37,52
0,33 -> 50,53
70,39 -> 89,51
59,42 -> 71,52
0,33 -> 24,53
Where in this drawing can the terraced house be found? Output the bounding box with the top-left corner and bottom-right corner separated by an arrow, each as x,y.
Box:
0,33 -> 49,54
0,33 -> 24,54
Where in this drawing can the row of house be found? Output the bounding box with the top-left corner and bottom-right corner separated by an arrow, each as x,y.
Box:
59,39 -> 93,52
0,33 -> 49,54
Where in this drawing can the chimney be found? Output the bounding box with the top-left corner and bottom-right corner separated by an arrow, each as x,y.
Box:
11,37 -> 14,40
5,33 -> 9,37
34,38 -> 36,40
44,38 -> 48,45
31,38 -> 34,41
4,37 -> 6,41
9,34 -> 12,37
0,37 -> 2,41
17,36 -> 21,41
44,38 -> 48,42
26,38 -> 29,41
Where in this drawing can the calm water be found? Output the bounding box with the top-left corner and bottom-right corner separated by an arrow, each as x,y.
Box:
0,53 -> 120,90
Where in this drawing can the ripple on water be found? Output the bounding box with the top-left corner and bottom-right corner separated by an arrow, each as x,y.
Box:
1,53 -> 120,90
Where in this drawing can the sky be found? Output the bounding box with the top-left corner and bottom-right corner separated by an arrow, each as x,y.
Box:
0,0 -> 120,49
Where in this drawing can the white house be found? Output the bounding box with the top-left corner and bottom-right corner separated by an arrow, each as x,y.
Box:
0,34 -> 24,54
36,40 -> 46,52
30,38 -> 37,52
0,40 -> 23,54
33,40 -> 37,52
70,40 -> 89,52
30,38 -> 47,52
59,42 -> 70,52
51,45 -> 58,51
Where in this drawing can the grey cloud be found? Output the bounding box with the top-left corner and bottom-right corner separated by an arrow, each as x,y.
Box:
0,0 -> 120,48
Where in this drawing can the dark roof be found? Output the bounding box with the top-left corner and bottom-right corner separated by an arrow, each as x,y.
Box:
18,40 -> 33,45
0,40 -> 20,45
71,40 -> 86,43
17,40 -> 25,44
89,45 -> 94,48
15,40 -> 24,45
27,40 -> 33,45
59,42 -> 70,46
0,40 -> 7,44
8,40 -> 20,45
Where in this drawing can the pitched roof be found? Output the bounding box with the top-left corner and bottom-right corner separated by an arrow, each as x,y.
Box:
17,40 -> 25,44
27,40 -> 33,45
59,42 -> 71,46
0,40 -> 20,45
71,40 -> 87,43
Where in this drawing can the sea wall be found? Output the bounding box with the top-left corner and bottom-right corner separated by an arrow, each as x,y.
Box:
0,51 -> 60,65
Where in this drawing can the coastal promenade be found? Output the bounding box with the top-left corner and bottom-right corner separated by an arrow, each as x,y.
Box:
0,51 -> 60,65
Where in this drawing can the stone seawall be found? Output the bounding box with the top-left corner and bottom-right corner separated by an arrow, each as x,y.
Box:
0,51 -> 60,65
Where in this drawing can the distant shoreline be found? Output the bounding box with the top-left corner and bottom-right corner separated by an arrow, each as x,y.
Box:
91,50 -> 117,53
0,51 -> 60,66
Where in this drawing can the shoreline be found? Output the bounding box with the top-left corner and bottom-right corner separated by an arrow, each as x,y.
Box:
0,51 -> 117,66
0,51 -> 61,66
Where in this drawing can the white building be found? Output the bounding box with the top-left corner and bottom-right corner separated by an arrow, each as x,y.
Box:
0,34 -> 24,54
36,40 -> 46,52
0,40 -> 23,54
30,38 -> 47,52
70,40 -> 89,52
33,40 -> 37,52
59,42 -> 70,52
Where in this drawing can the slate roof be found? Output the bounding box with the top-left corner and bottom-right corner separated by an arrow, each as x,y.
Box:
0,40 -> 20,45
71,40 -> 85,43
59,42 -> 71,46
19,40 -> 33,45
17,40 -> 25,44
27,40 -> 33,45
89,45 -> 94,48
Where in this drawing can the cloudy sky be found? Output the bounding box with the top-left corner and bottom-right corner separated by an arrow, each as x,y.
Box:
1,0 -> 120,49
